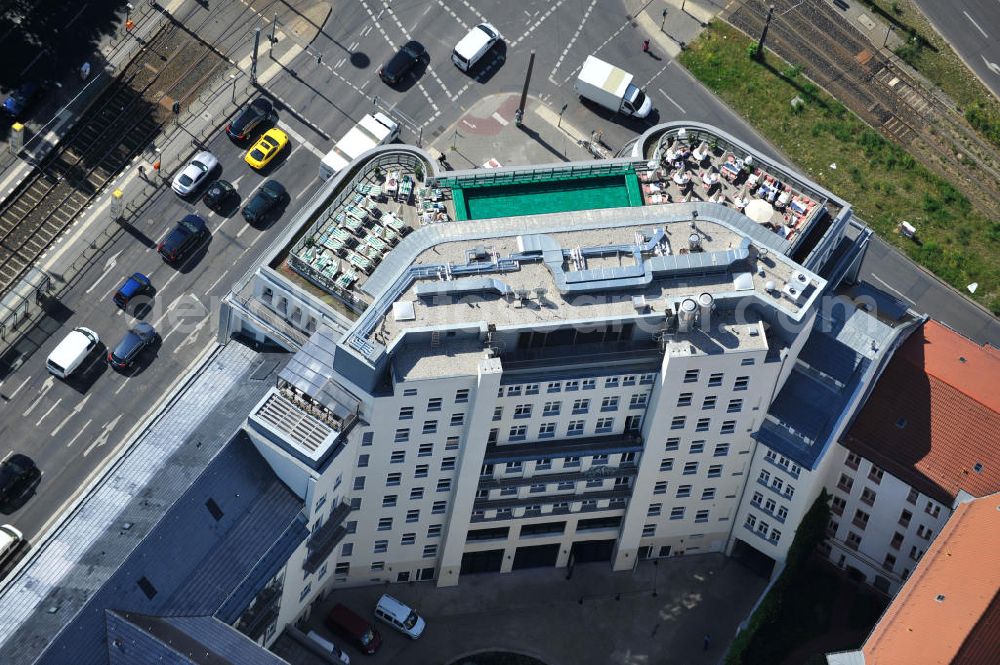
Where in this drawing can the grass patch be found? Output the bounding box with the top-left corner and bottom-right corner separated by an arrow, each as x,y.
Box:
679,21 -> 1000,313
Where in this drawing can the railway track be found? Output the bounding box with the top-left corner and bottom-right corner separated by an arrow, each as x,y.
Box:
726,0 -> 1000,216
0,0 -> 261,297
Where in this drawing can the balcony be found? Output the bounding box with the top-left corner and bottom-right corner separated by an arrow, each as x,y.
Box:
473,488 -> 631,513
302,501 -> 352,574
478,463 -> 638,491
483,432 -> 643,464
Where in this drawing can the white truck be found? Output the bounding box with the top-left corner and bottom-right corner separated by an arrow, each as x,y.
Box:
574,55 -> 652,118
319,112 -> 400,181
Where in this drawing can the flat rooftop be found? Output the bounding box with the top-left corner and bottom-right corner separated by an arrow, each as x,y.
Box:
353,204 -> 819,355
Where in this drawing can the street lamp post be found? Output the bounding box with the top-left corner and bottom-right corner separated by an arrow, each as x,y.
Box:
661,9 -> 668,32
883,24 -> 894,49
123,3 -> 134,35
756,4 -> 775,60
229,73 -> 237,104
558,103 -> 568,128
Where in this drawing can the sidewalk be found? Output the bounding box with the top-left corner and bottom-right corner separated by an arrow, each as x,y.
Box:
305,554 -> 768,665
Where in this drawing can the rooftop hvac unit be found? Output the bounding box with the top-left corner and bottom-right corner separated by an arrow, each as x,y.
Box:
688,233 -> 702,252
782,282 -> 805,303
632,295 -> 648,312
765,280 -> 777,293
791,270 -> 809,287
678,298 -> 698,332
515,288 -> 531,301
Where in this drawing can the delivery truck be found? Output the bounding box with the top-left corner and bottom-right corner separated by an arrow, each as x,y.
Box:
574,55 -> 652,118
319,112 -> 400,181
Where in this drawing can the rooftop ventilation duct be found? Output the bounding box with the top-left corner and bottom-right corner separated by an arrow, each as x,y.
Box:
678,298 -> 698,332
698,292 -> 714,329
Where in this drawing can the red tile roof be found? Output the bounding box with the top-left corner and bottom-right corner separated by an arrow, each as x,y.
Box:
843,320 -> 1000,504
862,494 -> 1000,665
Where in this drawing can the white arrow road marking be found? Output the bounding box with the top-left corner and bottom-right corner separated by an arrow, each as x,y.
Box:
36,398 -> 63,426
83,414 -> 122,458
23,376 -> 54,416
173,316 -> 209,353
51,394 -> 91,436
66,419 -> 93,447
983,54 -> 1000,76
84,250 -> 123,294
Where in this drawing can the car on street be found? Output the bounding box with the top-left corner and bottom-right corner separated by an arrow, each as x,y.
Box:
0,454 -> 40,506
203,179 -> 237,213
171,150 -> 218,196
158,214 -> 209,264
226,97 -> 275,141
0,524 -> 24,566
242,180 -> 286,224
378,41 -> 426,85
244,128 -> 288,170
112,273 -> 152,309
3,82 -> 41,119
107,322 -> 156,371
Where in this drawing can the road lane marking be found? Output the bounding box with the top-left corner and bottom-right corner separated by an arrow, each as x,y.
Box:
83,414 -> 122,458
66,419 -> 93,447
983,54 -> 1000,76
36,398 -> 63,426
23,376 -> 54,416
64,3 -> 89,29
276,121 -> 325,159
964,11 -> 989,39
296,176 -> 320,199
84,250 -> 123,294
51,394 -> 91,436
20,50 -> 46,76
9,376 -> 32,400
659,88 -> 687,114
206,270 -> 230,292
869,273 -> 916,305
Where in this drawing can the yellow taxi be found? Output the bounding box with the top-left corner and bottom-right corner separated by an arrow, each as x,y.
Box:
244,128 -> 289,169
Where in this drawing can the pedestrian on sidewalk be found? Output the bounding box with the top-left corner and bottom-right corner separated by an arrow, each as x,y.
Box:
703,633 -> 711,651
642,39 -> 650,53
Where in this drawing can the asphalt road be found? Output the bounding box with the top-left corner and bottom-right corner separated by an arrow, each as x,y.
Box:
914,0 -> 1000,101
2,0 -> 997,553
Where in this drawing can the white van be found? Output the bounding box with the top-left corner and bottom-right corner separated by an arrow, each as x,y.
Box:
0,524 -> 23,567
452,22 -> 501,72
374,594 -> 425,639
46,326 -> 99,379
305,630 -> 350,664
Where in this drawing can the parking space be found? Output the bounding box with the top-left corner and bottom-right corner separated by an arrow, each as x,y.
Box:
299,554 -> 767,665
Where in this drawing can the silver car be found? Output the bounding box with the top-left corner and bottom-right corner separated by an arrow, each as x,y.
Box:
171,150 -> 219,196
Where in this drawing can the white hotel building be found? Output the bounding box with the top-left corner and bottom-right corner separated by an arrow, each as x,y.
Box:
215,120 -> 915,635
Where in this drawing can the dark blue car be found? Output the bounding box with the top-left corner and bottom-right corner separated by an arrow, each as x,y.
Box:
3,82 -> 40,119
158,214 -> 209,264
107,322 -> 156,371
113,273 -> 152,308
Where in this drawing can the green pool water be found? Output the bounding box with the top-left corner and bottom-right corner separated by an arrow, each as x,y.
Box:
454,172 -> 642,220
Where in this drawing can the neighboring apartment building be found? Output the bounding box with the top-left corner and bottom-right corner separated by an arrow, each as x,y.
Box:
827,492 -> 1000,665
819,320 -> 1000,594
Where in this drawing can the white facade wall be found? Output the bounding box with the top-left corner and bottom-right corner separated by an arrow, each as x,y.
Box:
822,444 -> 950,594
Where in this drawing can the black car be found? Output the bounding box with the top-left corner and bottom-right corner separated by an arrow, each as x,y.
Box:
226,97 -> 274,141
203,179 -> 237,213
242,180 -> 287,224
0,454 -> 40,505
107,322 -> 156,370
158,214 -> 209,264
378,41 -> 426,85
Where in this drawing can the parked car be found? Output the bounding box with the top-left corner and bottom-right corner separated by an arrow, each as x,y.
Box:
378,41 -> 426,85
107,322 -> 156,370
0,454 -> 40,505
324,604 -> 382,655
244,128 -> 288,170
3,82 -> 41,118
305,631 -> 350,664
203,179 -> 237,213
158,214 -> 209,264
226,97 -> 274,141
112,273 -> 152,309
374,594 -> 425,639
0,524 -> 24,567
241,180 -> 286,223
171,150 -> 218,196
